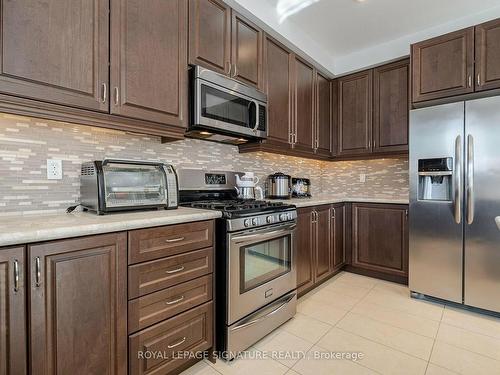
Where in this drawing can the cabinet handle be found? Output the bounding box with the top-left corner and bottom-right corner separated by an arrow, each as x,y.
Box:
468,75 -> 472,88
165,236 -> 185,243
331,207 -> 336,219
405,209 -> 409,220
165,265 -> 185,274
477,74 -> 481,86
35,256 -> 41,287
226,61 -> 231,75
101,83 -> 107,103
289,133 -> 293,145
233,64 -> 238,77
165,295 -> 185,305
13,259 -> 19,292
167,337 -> 186,349
114,87 -> 119,105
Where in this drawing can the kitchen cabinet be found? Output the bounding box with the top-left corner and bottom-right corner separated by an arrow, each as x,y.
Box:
188,0 -> 231,75
293,56 -> 316,153
351,203 -> 408,280
411,28 -> 474,103
337,70 -> 373,156
0,246 -> 27,375
0,0 -> 109,112
475,18 -> 500,92
111,0 -> 188,126
373,59 -> 409,153
297,204 -> 344,295
316,72 -> 333,157
296,207 -> 315,294
28,233 -> 127,375
189,0 -> 263,88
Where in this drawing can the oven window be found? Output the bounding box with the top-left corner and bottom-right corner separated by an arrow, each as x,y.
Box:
201,85 -> 251,127
240,235 -> 291,293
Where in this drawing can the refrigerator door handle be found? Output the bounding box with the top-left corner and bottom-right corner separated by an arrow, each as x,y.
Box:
454,135 -> 462,224
467,134 -> 475,224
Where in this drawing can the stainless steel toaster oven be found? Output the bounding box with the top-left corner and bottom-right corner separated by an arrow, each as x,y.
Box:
80,159 -> 178,215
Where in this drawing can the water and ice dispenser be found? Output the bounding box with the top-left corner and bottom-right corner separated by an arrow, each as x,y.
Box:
418,158 -> 453,201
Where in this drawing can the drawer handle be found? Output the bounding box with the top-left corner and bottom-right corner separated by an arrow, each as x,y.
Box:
167,337 -> 186,349
165,265 -> 185,274
165,295 -> 184,305
165,236 -> 185,243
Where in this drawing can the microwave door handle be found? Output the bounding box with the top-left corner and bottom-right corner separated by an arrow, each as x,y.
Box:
253,101 -> 260,131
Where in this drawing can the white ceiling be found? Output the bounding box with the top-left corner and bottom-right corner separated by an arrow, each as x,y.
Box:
227,0 -> 500,76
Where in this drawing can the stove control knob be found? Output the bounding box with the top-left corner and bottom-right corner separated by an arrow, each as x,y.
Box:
252,218 -> 258,226
279,213 -> 286,221
266,216 -> 273,224
244,219 -> 251,227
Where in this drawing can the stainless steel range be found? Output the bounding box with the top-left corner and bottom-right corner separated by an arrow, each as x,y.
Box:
177,169 -> 297,355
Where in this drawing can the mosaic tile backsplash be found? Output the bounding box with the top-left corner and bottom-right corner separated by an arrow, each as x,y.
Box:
0,113 -> 408,216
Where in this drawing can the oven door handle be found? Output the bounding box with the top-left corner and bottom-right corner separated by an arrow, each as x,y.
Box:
232,224 -> 296,244
230,293 -> 295,331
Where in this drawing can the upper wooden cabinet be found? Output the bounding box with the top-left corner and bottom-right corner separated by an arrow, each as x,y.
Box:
29,233 -> 127,375
0,246 -> 27,375
111,0 -> 188,126
337,70 -> 373,156
0,0 -> 109,112
315,72 -> 333,157
293,57 -> 315,153
188,0 -> 231,75
411,27 -> 475,103
189,0 -> 263,88
475,18 -> 500,91
351,203 -> 409,279
231,12 -> 264,88
373,59 -> 409,153
263,36 -> 294,147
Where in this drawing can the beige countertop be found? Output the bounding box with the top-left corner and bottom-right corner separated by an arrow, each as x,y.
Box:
0,207 -> 221,247
270,195 -> 409,208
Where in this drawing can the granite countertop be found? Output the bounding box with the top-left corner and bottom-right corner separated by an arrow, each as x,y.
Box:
270,195 -> 409,208
0,207 -> 222,247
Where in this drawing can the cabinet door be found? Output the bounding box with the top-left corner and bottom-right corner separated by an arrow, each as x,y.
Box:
331,79 -> 339,156
0,247 -> 26,375
475,19 -> 500,92
0,0 -> 109,111
337,70 -> 373,156
231,12 -> 263,88
316,72 -> 332,157
29,233 -> 127,375
314,206 -> 331,283
264,36 -> 294,147
294,57 -> 315,152
411,27 -> 474,103
189,0 -> 231,75
373,59 -> 409,153
110,0 -> 187,126
352,204 -> 408,277
331,205 -> 345,270
296,208 -> 314,294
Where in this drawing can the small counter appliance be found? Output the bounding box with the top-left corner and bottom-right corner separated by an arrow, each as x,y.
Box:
80,159 -> 178,215
265,172 -> 291,199
291,177 -> 311,198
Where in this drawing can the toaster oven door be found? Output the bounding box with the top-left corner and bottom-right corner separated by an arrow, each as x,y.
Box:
101,161 -> 168,209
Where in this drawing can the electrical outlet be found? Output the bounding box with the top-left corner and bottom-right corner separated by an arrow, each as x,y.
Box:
359,173 -> 366,183
47,159 -> 63,180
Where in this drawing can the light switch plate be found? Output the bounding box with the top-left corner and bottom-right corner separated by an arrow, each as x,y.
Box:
47,159 -> 63,180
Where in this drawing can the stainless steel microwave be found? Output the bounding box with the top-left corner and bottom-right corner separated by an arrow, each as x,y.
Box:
187,66 -> 267,144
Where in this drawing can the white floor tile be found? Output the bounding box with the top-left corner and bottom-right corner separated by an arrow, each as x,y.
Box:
253,330 -> 315,367
441,306 -> 500,339
281,313 -> 332,343
297,296 -> 349,325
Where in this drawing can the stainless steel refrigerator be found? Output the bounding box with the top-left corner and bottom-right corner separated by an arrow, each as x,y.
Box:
409,95 -> 500,313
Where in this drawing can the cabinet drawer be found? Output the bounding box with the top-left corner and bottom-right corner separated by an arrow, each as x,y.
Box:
128,220 -> 214,264
128,248 -> 213,299
129,301 -> 213,375
128,275 -> 213,333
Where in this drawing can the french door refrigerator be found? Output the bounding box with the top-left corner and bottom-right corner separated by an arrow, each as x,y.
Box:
409,95 -> 500,313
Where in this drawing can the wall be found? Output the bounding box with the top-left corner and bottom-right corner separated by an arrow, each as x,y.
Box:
0,114 -> 408,216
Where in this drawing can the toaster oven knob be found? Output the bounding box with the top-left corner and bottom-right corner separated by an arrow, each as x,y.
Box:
244,219 -> 251,227
279,213 -> 286,221
266,216 -> 273,224
252,218 -> 258,226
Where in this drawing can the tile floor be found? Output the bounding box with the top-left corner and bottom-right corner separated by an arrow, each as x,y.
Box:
180,271 -> 500,375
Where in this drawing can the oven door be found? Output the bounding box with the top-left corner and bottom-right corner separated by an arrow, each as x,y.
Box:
227,222 -> 297,325
194,78 -> 266,139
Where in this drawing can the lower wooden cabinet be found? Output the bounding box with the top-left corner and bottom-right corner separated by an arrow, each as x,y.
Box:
28,232 -> 128,375
350,203 -> 409,280
297,204 -> 345,295
0,246 -> 27,375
